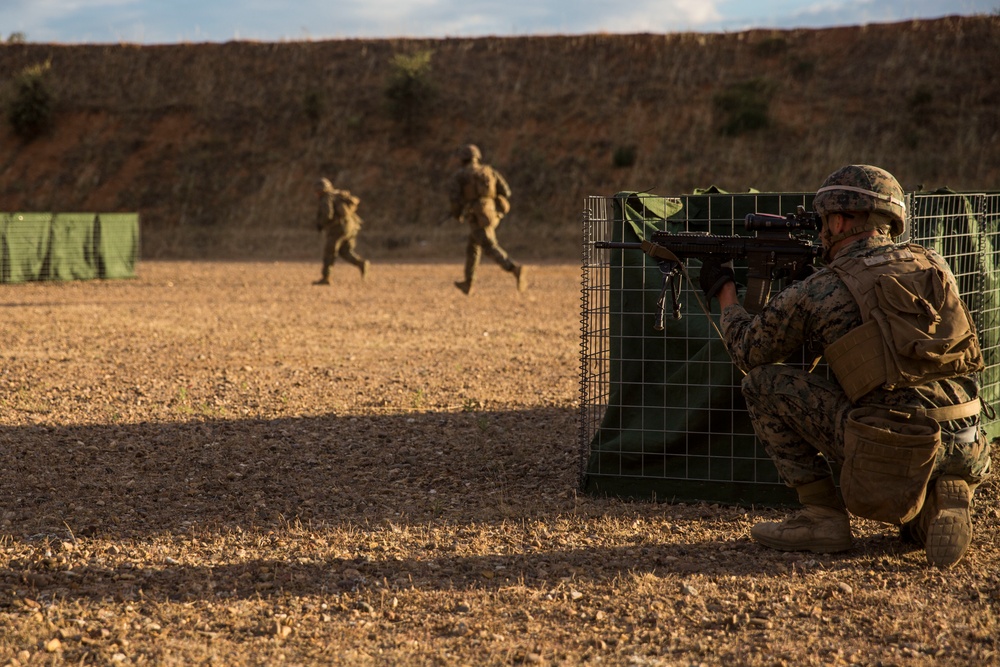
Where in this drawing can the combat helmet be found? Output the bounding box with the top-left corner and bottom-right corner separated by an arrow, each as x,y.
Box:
458,144 -> 482,163
813,164 -> 906,237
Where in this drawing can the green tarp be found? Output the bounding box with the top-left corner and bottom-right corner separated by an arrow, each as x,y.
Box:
1,213 -> 52,283
0,212 -> 139,283
95,213 -> 141,279
48,213 -> 98,280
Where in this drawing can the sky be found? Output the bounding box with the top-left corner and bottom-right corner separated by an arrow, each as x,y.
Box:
1,0 -> 995,44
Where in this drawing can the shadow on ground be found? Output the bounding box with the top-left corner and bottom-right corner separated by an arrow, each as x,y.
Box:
1,408 -> 581,539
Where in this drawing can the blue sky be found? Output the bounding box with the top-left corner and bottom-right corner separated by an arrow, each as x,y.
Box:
2,0 -> 995,44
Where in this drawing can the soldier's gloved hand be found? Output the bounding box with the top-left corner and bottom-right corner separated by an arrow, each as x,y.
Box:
698,257 -> 736,300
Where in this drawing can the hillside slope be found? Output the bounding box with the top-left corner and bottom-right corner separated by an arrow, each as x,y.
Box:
1,15 -> 998,261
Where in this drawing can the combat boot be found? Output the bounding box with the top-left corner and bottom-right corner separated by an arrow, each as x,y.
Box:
360,260 -> 370,280
908,475 -> 973,568
751,505 -> 853,553
751,477 -> 852,553
454,280 -> 472,296
313,277 -> 330,285
513,265 -> 527,292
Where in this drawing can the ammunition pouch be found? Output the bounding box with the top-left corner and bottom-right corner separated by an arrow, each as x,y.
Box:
841,406 -> 941,525
825,320 -> 885,401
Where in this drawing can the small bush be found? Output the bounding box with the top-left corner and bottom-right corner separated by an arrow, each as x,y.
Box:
713,78 -> 773,136
302,89 -> 322,133
6,60 -> 54,141
384,50 -> 435,132
612,145 -> 637,168
908,86 -> 933,108
907,85 -> 934,125
7,32 -> 26,43
790,57 -> 815,80
753,36 -> 788,56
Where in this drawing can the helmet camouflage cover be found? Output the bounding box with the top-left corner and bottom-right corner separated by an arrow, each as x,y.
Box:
813,164 -> 906,237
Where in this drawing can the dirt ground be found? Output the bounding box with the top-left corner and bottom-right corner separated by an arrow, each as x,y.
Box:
0,261 -> 998,666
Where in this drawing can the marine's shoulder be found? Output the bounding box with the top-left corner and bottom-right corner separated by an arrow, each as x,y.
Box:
787,265 -> 854,305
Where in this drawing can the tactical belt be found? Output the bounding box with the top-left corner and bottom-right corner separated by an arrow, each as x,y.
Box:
909,397 -> 981,423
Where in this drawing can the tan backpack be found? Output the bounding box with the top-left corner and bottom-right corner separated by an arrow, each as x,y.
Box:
825,244 -> 983,401
461,164 -> 496,201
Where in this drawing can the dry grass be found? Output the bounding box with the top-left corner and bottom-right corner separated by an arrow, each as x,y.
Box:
2,16 -> 1000,263
1,262 -> 998,666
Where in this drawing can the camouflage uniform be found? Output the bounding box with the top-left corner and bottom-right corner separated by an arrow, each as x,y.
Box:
720,235 -> 991,489
709,164 -> 991,565
314,178 -> 369,284
448,145 -> 525,294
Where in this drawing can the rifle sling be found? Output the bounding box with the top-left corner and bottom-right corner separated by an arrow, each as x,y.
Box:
672,259 -> 744,376
640,240 -> 681,263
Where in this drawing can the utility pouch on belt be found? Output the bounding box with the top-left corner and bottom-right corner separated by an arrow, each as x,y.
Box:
841,406 -> 941,525
495,194 -> 511,217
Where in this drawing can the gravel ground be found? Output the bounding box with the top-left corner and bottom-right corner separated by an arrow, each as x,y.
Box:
0,261 -> 998,666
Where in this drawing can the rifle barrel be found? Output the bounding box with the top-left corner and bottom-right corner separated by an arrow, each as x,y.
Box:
593,241 -> 644,250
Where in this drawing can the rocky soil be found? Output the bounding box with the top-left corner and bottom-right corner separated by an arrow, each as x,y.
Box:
1,261 -> 998,666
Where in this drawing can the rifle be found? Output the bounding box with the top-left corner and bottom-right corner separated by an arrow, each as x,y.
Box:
594,207 -> 821,329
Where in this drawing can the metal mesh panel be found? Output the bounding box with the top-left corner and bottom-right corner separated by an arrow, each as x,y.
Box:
579,191 -> 1000,504
908,192 -> 1000,433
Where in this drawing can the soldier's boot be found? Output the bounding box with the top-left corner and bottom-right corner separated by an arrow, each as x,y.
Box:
513,265 -> 527,292
454,280 -> 473,296
314,265 -> 331,285
907,476 -> 973,568
750,477 -> 853,553
360,260 -> 371,280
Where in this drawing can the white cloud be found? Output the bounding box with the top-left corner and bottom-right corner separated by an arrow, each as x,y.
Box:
0,0 -> 994,43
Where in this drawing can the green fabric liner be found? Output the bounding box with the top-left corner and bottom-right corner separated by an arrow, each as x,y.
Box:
0,212 -> 138,282
2,213 -> 52,283
586,475 -> 799,507
584,190 -> 1000,505
47,213 -> 98,281
96,213 -> 140,279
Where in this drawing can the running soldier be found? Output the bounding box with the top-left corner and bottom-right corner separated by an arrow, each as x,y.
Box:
448,144 -> 526,295
313,177 -> 370,285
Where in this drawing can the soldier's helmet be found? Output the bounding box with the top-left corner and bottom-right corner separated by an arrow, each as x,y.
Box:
458,144 -> 482,163
813,164 -> 906,237
316,177 -> 335,193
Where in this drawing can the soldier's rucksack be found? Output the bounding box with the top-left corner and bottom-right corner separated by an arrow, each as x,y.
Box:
332,191 -> 360,216
463,164 -> 496,200
825,244 -> 983,400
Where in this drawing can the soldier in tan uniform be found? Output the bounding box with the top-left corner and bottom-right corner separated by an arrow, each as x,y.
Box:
313,177 -> 370,285
699,165 -> 991,567
448,144 -> 526,295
